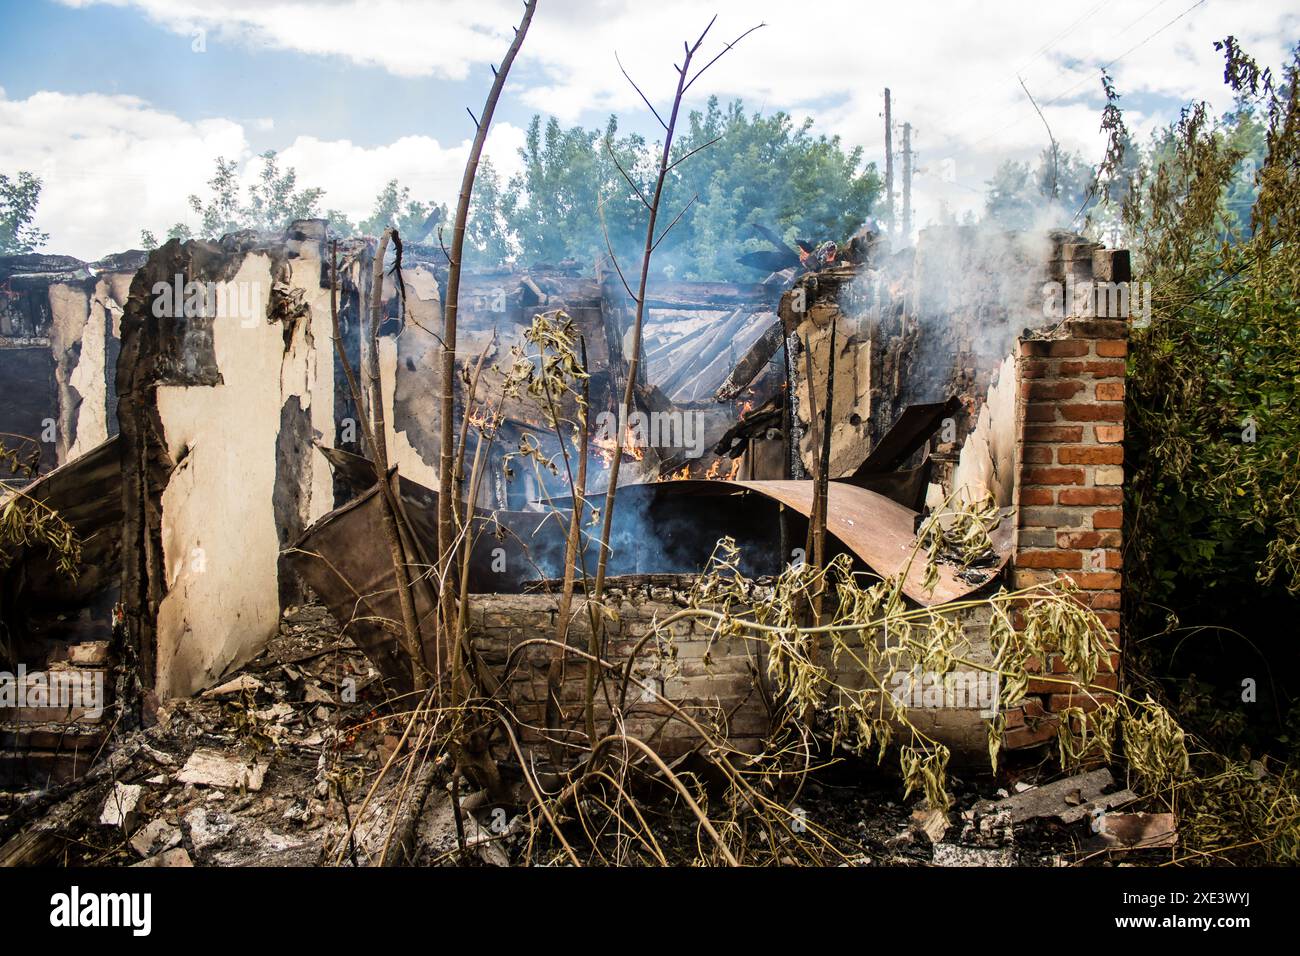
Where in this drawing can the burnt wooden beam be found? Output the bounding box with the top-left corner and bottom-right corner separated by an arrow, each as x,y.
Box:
714,315 -> 784,401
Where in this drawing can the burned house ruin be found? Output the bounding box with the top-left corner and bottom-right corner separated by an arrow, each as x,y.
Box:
1,218 -> 1129,786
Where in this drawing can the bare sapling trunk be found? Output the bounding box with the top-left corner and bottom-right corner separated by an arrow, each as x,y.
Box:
424,0 -> 536,805
542,339 -> 592,746
593,17 -> 764,601
437,0 -> 538,691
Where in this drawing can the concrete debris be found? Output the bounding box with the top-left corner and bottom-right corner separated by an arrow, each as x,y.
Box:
184,808 -> 238,852
0,603 -> 429,867
416,790 -> 513,866
98,783 -> 143,830
303,684 -> 335,705
958,807 -> 1015,849
176,748 -> 267,792
129,818 -> 182,858
932,843 -> 1016,867
130,848 -> 194,868
253,702 -> 296,724
201,675 -> 265,698
68,642 -> 110,666
1095,812 -> 1178,849
139,744 -> 178,768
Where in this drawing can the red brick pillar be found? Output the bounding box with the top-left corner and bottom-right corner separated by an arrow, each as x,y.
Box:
1003,248 -> 1129,749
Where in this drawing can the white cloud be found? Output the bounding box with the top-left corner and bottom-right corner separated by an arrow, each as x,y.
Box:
0,90 -> 247,259
276,122 -> 526,221
56,0 -> 523,79
22,0 -> 1300,253
0,88 -> 524,259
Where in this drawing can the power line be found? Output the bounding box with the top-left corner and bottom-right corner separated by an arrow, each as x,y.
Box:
1042,0 -> 1208,107
933,2 -> 1117,137
917,0 -> 1208,215
965,0 -> 1210,153
1015,0 -> 1113,76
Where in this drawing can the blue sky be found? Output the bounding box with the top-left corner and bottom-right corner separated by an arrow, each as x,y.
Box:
0,0 -> 548,149
1,0 -> 1295,259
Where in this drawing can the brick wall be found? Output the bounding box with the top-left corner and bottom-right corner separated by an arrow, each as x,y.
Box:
1004,247 -> 1130,749
469,591 -> 772,762
0,641 -> 112,788
468,589 -> 997,765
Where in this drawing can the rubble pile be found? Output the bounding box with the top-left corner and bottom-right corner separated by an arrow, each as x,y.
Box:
4,606 -> 413,866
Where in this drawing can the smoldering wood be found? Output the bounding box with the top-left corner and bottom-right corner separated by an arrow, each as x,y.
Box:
713,315 -> 784,401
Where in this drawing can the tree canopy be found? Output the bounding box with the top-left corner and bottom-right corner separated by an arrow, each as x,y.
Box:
0,171 -> 49,255
495,99 -> 882,280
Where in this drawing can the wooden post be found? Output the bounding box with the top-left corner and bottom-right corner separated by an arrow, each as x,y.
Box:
884,88 -> 895,240
811,317 -> 837,624
902,122 -> 913,243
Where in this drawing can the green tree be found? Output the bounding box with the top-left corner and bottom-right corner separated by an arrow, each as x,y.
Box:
983,147 -> 1097,230
663,98 -> 881,279
184,152 -> 323,240
0,171 -> 49,254
500,114 -> 646,267
494,101 -> 880,279
244,150 -> 323,232
1123,40 -> 1300,756
323,208 -> 357,238
359,179 -> 446,242
187,157 -> 242,239
467,157 -> 514,264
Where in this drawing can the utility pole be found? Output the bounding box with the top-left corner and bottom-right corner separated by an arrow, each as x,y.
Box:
901,121 -> 913,243
883,88 -> 895,240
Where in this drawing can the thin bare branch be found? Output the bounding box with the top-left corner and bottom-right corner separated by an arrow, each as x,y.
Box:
605,139 -> 652,210
651,194 -> 698,253
682,21 -> 764,95
664,135 -> 721,174
596,196 -> 637,301
615,51 -> 668,130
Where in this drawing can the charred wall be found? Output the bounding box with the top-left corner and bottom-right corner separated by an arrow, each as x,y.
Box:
117,223 -> 344,701
0,253 -> 141,477
781,229 -> 1093,488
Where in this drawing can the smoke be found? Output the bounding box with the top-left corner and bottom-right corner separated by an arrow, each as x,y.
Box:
844,209 -> 1072,413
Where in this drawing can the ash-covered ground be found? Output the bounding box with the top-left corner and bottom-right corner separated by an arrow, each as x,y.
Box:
1,602 -> 1152,867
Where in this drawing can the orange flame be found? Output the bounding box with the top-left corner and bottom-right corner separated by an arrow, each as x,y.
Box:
704,457 -> 741,480
658,456 -> 740,482
591,424 -> 644,466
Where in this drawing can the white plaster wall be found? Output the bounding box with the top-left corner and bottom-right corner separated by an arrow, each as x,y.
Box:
950,352 -> 1018,507
47,284 -> 95,464
153,254 -> 298,697
48,273 -> 131,463
286,252 -> 337,523
378,263 -> 441,490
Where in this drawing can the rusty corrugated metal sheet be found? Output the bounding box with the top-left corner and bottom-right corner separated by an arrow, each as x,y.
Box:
637,478 -> 1011,606
285,462 -> 1011,690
